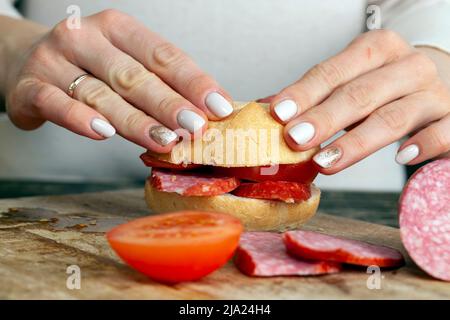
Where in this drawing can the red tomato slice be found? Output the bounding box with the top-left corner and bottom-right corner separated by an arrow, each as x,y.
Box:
213,159 -> 319,183
140,153 -> 202,170
107,211 -> 243,283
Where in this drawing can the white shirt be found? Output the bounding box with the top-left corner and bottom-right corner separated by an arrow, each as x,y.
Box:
0,0 -> 449,190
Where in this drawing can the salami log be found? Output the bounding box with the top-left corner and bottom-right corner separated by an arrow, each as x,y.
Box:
151,169 -> 240,196
399,159 -> 450,281
232,181 -> 311,203
283,230 -> 405,268
234,232 -> 341,276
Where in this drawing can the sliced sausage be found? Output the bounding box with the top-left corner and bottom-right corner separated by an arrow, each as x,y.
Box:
150,169 -> 240,196
399,159 -> 450,281
283,230 -> 404,268
234,232 -> 341,276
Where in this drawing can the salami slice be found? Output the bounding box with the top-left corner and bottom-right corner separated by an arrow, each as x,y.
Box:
399,159 -> 450,281
232,181 -> 311,203
234,232 -> 341,276
150,168 -> 240,196
283,230 -> 405,268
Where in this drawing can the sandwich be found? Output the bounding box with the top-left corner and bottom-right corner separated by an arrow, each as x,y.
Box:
141,101 -> 321,231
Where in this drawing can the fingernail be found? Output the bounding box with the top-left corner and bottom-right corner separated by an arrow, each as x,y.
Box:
177,110 -> 206,133
205,92 -> 233,118
288,122 -> 315,145
313,147 -> 342,168
91,118 -> 116,138
149,125 -> 178,146
274,99 -> 298,122
395,144 -> 419,165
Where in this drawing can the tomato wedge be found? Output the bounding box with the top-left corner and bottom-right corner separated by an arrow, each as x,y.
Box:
213,159 -> 319,183
107,211 -> 243,283
140,153 -> 202,170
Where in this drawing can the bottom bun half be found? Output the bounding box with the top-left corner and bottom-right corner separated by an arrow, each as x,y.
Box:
144,181 -> 320,232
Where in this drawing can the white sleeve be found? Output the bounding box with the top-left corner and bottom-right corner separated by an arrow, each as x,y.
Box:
371,0 -> 450,53
0,0 -> 21,18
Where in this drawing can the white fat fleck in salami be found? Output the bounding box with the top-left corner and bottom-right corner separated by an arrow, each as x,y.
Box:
234,232 -> 341,276
399,159 -> 450,281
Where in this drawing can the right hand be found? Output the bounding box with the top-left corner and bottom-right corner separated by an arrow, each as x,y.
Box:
4,9 -> 233,153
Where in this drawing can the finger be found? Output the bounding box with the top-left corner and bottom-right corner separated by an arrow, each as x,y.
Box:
270,29 -> 411,123
90,10 -> 233,120
284,52 -> 437,150
310,92 -> 448,174
73,76 -> 179,153
23,80 -> 115,139
395,114 -> 450,165
31,49 -> 179,152
69,35 -> 207,135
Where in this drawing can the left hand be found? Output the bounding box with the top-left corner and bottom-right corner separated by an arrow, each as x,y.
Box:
269,29 -> 450,174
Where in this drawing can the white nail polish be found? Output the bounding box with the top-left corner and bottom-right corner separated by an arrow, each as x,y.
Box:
177,110 -> 206,133
288,122 -> 315,145
274,100 -> 298,122
396,144 -> 419,165
205,92 -> 233,118
91,118 -> 116,138
149,125 -> 178,146
313,147 -> 342,168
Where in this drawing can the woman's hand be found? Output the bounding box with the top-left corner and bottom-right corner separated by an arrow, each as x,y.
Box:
269,29 -> 450,173
1,10 -> 233,153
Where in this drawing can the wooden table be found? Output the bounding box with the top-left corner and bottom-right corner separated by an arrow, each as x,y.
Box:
0,180 -> 400,227
0,188 -> 448,299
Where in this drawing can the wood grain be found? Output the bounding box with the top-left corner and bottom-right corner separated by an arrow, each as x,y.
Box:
0,189 -> 448,299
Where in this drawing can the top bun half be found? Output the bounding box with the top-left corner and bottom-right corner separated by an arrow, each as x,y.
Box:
147,101 -> 319,167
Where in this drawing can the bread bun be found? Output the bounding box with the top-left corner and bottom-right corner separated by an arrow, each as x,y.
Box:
145,180 -> 321,231
147,101 -> 319,167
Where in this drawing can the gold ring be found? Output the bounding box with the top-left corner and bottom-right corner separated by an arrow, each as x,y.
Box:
67,74 -> 90,98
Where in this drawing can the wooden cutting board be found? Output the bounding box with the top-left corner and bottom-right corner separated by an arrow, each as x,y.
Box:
0,189 -> 448,299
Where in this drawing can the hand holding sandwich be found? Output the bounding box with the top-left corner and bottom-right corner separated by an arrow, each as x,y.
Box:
0,10 -> 233,153
2,13 -> 449,175
269,29 -> 450,173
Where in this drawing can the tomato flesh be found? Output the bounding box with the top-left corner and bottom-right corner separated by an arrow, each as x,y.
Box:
107,211 -> 243,283
213,159 -> 319,184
